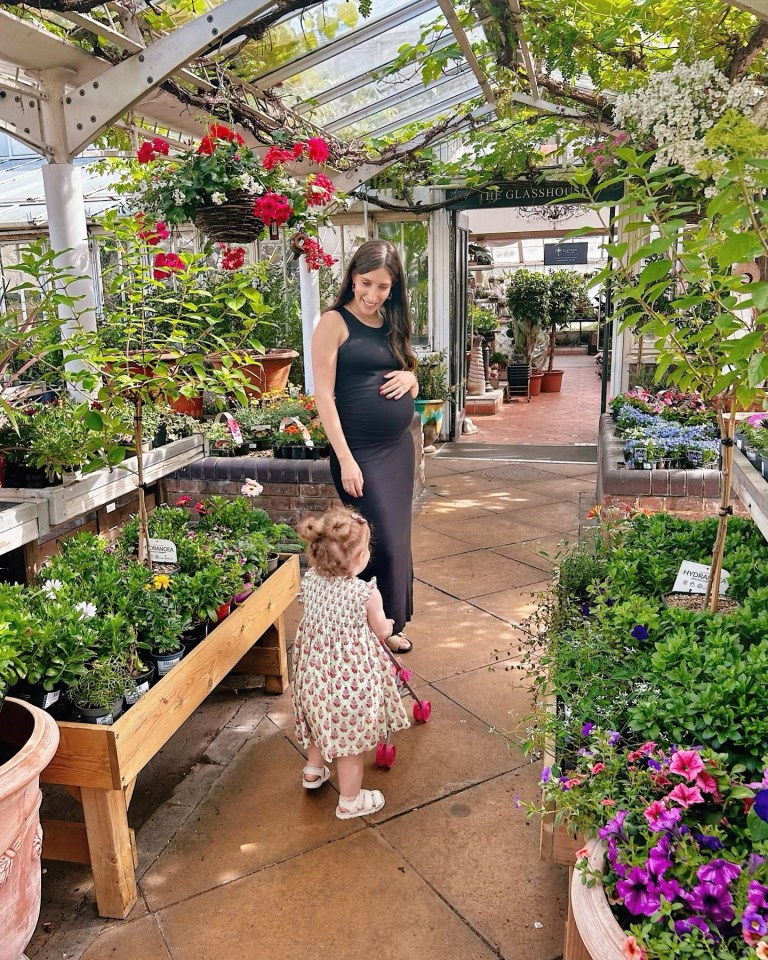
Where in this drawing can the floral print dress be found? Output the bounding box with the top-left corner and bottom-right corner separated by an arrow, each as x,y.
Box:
292,569 -> 410,761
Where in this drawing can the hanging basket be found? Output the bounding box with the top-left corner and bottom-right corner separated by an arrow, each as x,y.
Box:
193,190 -> 266,244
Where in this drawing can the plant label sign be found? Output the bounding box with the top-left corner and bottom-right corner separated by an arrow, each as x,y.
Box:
223,413 -> 243,445
673,561 -> 730,595
149,538 -> 178,565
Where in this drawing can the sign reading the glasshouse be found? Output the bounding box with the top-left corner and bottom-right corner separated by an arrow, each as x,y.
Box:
672,561 -> 730,595
543,242 -> 588,265
446,180 -> 622,209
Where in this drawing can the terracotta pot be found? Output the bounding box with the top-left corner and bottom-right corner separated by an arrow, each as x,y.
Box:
541,369 -> 564,393
568,840 -> 626,960
169,393 -> 204,419
239,350 -> 299,399
528,371 -> 544,397
0,698 -> 60,960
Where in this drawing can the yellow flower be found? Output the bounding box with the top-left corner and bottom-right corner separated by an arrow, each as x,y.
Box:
152,574 -> 171,590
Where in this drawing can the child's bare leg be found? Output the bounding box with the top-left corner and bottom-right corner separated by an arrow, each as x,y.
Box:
336,754 -> 364,802
303,741 -> 326,784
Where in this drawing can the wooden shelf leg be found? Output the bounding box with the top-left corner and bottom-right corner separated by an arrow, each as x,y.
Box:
262,616 -> 288,694
81,786 -> 138,919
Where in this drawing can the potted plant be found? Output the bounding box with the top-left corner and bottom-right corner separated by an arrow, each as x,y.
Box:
415,352 -> 449,453
269,418 -> 315,459
543,270 -> 586,392
67,657 -> 135,725
506,269 -> 550,397
0,585 -> 26,713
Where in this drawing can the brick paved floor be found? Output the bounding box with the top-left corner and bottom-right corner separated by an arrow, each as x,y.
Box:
464,351 -> 603,446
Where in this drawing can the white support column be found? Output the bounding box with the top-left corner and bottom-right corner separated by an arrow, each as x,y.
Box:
299,255 -> 321,395
429,202 -> 451,355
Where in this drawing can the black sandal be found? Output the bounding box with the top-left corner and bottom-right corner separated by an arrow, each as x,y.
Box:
387,632 -> 413,654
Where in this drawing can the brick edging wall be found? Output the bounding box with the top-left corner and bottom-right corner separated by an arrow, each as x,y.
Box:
597,414 -> 749,520
164,417 -> 426,526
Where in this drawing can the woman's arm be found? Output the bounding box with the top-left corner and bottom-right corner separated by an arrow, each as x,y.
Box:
365,586 -> 395,642
312,311 -> 365,498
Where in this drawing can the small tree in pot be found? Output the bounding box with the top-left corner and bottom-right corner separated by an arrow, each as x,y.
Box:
415,352 -> 449,452
505,269 -> 550,396
543,270 -> 586,391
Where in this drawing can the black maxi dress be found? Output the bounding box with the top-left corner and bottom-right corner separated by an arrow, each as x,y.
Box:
329,305 -> 415,634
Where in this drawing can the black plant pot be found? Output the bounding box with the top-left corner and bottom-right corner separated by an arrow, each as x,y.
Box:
74,697 -> 124,725
149,645 -> 185,681
124,665 -> 155,706
180,620 -> 209,652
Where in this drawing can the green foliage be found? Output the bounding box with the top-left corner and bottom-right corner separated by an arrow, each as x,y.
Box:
505,269 -> 550,362
415,352 -> 449,400
68,658 -> 135,710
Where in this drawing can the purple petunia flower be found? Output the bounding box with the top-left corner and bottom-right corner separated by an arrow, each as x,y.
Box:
616,866 -> 660,916
748,881 -> 768,910
600,809 -> 628,840
692,832 -> 724,852
581,602 -> 591,617
687,881 -> 735,925
647,757 -> 662,771
749,855 -> 767,877
754,789 -> 768,823
697,859 -> 741,887
608,730 -> 621,745
581,721 -> 595,738
649,806 -> 682,833
674,917 -> 711,938
541,766 -> 551,783
656,877 -> 683,902
743,908 -> 768,937
631,624 -> 649,641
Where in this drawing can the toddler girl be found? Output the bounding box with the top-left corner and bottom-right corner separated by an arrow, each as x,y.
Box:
292,506 -> 410,819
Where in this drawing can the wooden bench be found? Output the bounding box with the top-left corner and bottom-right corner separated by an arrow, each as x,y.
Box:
38,554 -> 299,919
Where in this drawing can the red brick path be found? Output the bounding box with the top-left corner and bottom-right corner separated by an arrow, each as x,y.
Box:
462,351 -> 603,446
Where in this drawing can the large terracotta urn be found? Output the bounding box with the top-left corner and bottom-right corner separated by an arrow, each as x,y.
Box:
239,349 -> 299,399
0,698 -> 60,960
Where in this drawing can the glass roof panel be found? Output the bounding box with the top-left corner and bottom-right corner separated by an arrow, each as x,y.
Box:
228,0 -> 426,82
305,60 -> 467,127
337,72 -> 481,138
273,5 -> 442,105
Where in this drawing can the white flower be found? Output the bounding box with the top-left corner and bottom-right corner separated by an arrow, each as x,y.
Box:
211,191 -> 227,205
241,479 -> 263,497
42,579 -> 63,599
75,601 -> 97,620
172,189 -> 185,206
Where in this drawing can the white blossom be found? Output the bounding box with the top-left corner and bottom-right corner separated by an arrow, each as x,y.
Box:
172,189 -> 185,206
211,191 -> 227,205
42,579 -> 63,599
75,601 -> 97,620
241,479 -> 263,497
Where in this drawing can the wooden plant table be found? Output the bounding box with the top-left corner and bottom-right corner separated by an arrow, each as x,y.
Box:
38,554 -> 299,919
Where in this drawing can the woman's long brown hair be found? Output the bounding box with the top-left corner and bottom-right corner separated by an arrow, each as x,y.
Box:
330,239 -> 417,371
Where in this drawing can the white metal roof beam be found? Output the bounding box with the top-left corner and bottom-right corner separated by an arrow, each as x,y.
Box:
360,84 -> 482,137
434,0 -> 495,107
728,1 -> 768,18
253,0 -> 438,87
0,81 -> 44,151
325,64 -> 473,132
507,90 -> 607,128
507,0 -> 538,99
63,0 -> 280,157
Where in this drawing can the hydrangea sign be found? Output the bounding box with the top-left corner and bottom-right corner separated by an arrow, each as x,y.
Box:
673,561 -> 730,595
148,538 -> 178,565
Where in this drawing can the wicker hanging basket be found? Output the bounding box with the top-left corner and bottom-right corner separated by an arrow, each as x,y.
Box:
193,190 -> 266,244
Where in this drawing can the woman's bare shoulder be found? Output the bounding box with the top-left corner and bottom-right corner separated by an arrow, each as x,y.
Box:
315,308 -> 348,344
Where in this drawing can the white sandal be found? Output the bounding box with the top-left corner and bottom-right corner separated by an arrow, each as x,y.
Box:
335,788 -> 386,820
302,764 -> 330,790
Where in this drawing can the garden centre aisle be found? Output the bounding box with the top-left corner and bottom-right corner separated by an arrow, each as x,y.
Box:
27,444 -> 599,960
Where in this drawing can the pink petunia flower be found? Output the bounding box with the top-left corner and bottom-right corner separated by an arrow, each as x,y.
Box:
669,749 -> 706,781
622,935 -> 647,960
668,782 -> 704,808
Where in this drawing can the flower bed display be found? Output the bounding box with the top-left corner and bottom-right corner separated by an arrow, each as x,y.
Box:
520,510 -> 768,959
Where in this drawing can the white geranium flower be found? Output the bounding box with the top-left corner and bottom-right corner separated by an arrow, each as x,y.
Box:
75,601 -> 97,620
211,191 -> 227,205
172,189 -> 185,205
42,579 -> 63,599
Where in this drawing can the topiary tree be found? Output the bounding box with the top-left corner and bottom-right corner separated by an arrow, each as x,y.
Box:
546,270 -> 586,371
505,269 -> 550,365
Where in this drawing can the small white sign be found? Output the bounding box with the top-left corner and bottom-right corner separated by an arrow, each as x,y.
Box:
673,561 -> 730,596
149,538 -> 178,565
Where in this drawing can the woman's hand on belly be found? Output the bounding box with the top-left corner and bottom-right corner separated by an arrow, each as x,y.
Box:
380,370 -> 418,400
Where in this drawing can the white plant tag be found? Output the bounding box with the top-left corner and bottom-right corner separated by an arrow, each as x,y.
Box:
42,690 -> 60,709
223,412 -> 243,445
149,538 -> 177,565
673,561 -> 730,595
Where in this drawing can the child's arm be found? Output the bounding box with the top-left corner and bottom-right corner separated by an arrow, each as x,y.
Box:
365,586 -> 395,643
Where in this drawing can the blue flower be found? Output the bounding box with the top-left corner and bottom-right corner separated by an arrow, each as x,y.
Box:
631,624 -> 649,641
608,731 -> 621,745
581,721 -> 595,738
541,766 -> 551,783
581,602 -> 591,617
754,789 -> 768,823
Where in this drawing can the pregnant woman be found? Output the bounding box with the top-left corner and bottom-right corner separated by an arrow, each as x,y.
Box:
312,239 -> 419,652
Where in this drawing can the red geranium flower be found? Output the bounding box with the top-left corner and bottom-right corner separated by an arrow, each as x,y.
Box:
263,146 -> 295,171
220,245 -> 246,270
304,173 -> 335,207
306,137 -> 329,163
151,137 -> 170,155
137,141 -> 156,163
197,135 -> 216,155
139,221 -> 170,246
253,191 -> 293,226
301,236 -> 337,271
153,251 -> 186,280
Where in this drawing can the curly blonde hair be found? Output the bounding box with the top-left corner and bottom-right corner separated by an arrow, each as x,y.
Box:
298,507 -> 371,578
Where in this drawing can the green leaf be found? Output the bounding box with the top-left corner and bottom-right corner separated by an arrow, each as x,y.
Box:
84,410 -> 104,431
748,806 -> 768,843
748,353 -> 768,386
712,233 -> 764,266
638,259 -> 673,286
